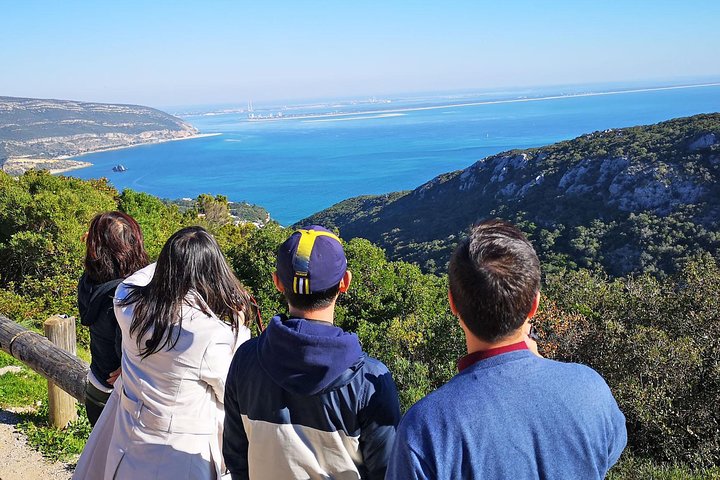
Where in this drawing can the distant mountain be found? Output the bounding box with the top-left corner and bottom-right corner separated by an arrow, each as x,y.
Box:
302,113 -> 720,276
0,96 -> 197,164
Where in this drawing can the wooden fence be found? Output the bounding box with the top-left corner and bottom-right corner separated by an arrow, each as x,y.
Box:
0,313 -> 88,427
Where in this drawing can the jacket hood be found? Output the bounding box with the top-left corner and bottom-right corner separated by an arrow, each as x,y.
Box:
78,274 -> 122,327
257,315 -> 364,396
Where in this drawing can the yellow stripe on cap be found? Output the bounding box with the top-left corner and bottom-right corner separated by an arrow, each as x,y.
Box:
295,229 -> 342,271
292,229 -> 342,294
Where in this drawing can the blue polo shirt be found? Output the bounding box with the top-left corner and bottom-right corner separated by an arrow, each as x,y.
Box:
386,346 -> 627,480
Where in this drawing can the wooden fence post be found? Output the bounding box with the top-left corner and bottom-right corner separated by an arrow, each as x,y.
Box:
0,313 -> 88,402
43,315 -> 78,428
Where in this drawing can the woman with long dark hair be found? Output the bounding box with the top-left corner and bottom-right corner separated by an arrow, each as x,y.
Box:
75,226 -> 254,480
78,211 -> 149,426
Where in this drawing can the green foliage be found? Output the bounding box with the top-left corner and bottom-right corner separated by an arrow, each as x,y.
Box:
608,453 -> 720,480
338,238 -> 464,411
302,113 -> 720,277
227,222 -> 289,326
19,402 -> 92,462
118,189 -> 187,259
196,193 -> 232,227
0,353 -> 47,408
0,170 -> 117,285
541,255 -> 720,467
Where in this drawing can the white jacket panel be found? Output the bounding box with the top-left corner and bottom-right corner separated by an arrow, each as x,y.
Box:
76,263 -> 250,480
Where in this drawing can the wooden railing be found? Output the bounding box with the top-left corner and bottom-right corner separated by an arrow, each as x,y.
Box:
0,313 -> 88,427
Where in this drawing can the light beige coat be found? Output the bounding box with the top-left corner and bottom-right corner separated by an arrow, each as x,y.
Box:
73,263 -> 249,480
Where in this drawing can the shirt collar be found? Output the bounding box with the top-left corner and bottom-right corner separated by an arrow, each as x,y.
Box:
457,341 -> 529,372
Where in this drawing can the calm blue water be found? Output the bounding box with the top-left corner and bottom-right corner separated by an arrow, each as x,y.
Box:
68,85 -> 720,224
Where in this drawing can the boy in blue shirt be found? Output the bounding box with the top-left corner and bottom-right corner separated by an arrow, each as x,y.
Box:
387,219 -> 627,480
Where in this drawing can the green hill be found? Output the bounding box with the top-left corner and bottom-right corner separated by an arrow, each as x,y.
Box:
0,96 -> 198,167
301,113 -> 720,276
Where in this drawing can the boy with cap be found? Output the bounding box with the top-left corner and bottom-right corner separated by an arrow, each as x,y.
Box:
223,226 -> 401,480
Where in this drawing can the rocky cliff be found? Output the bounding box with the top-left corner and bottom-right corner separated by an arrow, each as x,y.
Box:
302,113 -> 720,276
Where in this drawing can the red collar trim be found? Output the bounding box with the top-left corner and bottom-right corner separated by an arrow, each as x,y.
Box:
457,341 -> 529,372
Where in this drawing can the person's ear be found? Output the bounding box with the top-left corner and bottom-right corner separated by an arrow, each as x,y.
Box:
339,270 -> 352,293
272,272 -> 285,293
449,290 -> 472,336
527,291 -> 541,320
448,290 -> 459,316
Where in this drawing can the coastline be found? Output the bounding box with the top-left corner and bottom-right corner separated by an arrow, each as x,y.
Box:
1,132 -> 222,177
246,82 -> 720,122
1,158 -> 93,176
64,132 -> 222,160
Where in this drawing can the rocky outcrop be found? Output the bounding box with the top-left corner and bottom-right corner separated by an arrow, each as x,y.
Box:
689,133 -> 718,150
302,113 -> 720,276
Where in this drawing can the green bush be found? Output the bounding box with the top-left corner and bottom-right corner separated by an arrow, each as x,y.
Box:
541,255 -> 720,467
608,453 -> 720,480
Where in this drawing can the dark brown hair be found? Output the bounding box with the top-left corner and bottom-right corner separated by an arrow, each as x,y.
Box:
282,283 -> 341,312
448,219 -> 540,342
121,226 -> 253,358
84,211 -> 149,284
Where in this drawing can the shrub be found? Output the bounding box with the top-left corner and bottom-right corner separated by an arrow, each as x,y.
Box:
541,256 -> 720,467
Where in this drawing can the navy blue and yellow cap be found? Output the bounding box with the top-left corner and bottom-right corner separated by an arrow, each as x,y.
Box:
276,226 -> 347,294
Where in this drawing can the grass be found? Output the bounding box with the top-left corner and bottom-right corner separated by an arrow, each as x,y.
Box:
0,349 -> 92,462
0,351 -> 47,408
18,402 -> 91,462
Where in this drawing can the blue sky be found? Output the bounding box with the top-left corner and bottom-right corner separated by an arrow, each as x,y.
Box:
2,1 -> 719,107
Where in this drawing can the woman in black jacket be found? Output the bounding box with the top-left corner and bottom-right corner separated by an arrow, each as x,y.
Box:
78,211 -> 148,426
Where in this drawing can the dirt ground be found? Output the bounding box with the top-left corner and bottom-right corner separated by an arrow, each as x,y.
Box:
0,408 -> 74,480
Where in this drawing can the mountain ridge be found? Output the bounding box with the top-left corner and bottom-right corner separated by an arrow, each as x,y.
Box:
301,113 -> 720,276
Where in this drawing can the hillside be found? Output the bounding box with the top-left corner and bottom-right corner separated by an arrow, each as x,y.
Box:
1,170 -> 718,475
302,113 -> 720,276
0,96 -> 198,170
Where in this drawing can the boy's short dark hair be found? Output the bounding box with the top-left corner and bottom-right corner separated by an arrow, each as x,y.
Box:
283,283 -> 341,311
448,219 -> 540,342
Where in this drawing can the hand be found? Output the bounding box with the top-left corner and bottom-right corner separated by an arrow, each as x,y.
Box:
524,324 -> 543,358
107,367 -> 122,385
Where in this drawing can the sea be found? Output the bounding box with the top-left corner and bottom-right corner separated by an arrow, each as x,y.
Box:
67,82 -> 720,225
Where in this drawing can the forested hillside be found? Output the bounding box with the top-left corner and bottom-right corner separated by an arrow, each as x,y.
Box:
303,113 -> 720,277
0,170 -> 718,477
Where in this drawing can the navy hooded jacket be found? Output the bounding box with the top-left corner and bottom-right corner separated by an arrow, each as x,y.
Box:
223,315 -> 401,480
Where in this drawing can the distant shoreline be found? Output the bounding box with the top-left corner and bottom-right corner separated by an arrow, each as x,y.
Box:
246,82 -> 720,122
1,158 -> 94,175
2,132 -> 222,177
65,132 -> 222,161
